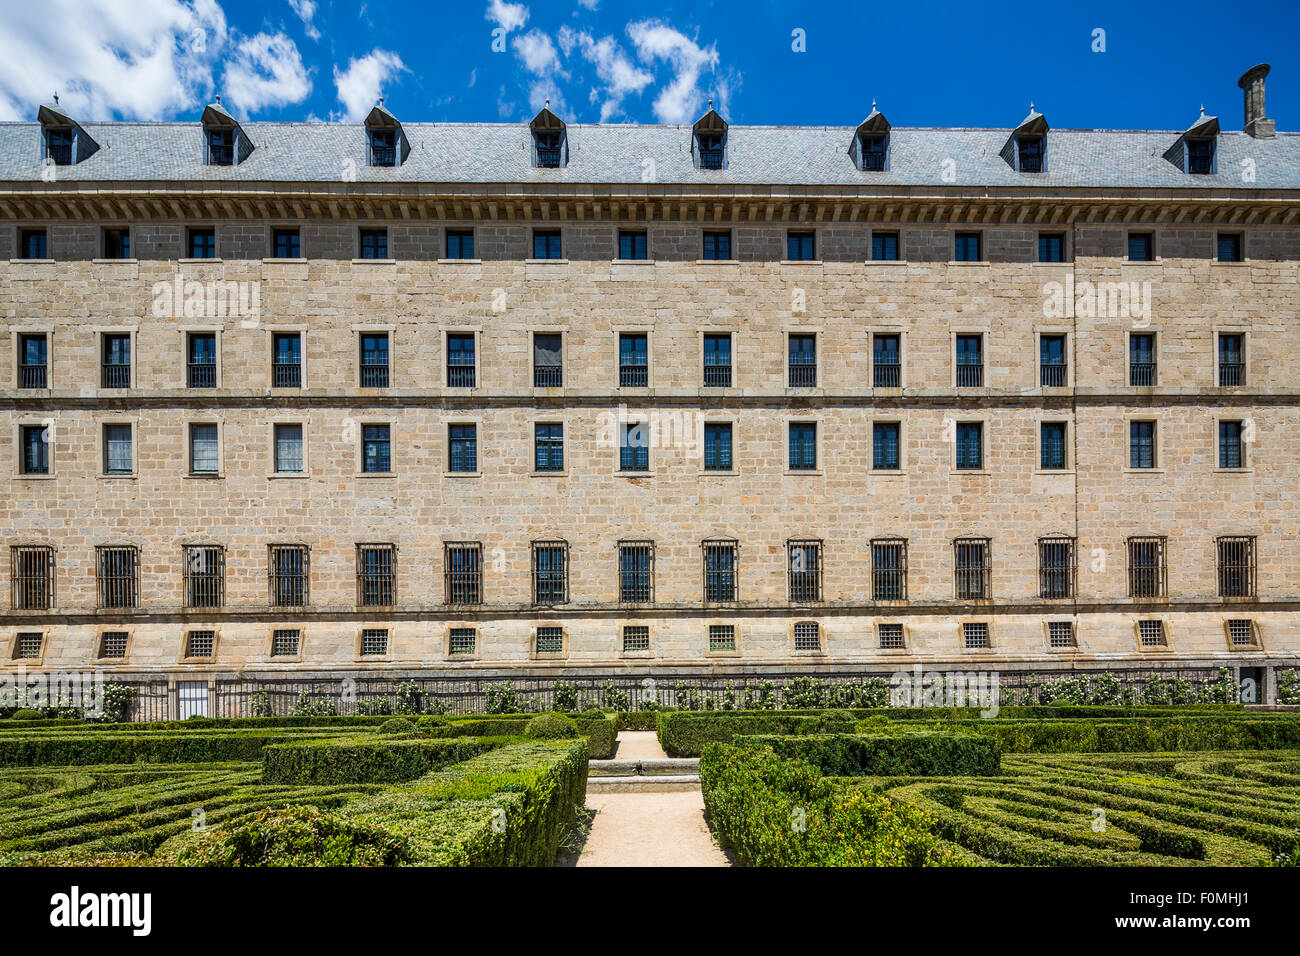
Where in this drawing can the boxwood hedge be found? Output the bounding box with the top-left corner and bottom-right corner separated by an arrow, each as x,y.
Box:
418,712 -> 617,759
737,732 -> 1002,777
262,736 -> 506,785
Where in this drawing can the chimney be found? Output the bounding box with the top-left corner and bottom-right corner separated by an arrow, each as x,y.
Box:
1238,63 -> 1275,138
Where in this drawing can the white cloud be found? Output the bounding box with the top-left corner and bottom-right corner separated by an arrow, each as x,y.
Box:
223,32 -> 311,115
485,0 -> 528,34
576,0 -> 599,9
288,0 -> 321,41
564,29 -> 652,122
332,48 -> 406,121
627,20 -> 719,124
513,30 -> 561,75
0,0 -> 228,121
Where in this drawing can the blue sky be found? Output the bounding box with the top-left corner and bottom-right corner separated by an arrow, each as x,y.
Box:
1,0 -> 1297,131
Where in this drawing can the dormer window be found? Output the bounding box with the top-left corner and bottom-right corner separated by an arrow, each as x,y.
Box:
529,106 -> 567,169
38,99 -> 97,166
45,127 -> 73,165
852,104 -> 890,172
1007,107 -> 1048,173
859,134 -> 886,171
201,97 -> 251,167
1016,135 -> 1044,173
693,103 -> 728,171
1188,138 -> 1214,174
207,128 -> 234,166
364,100 -> 406,168
369,128 -> 397,167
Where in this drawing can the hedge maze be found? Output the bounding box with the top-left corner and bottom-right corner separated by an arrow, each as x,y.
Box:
0,714 -> 595,866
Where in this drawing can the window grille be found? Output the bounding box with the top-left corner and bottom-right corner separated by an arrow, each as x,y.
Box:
185,630 -> 215,658
703,334 -> 732,387
184,545 -> 225,608
1217,334 -> 1244,386
1227,619 -> 1257,647
269,545 -> 309,607
96,546 -> 138,609
618,541 -> 654,603
444,543 -> 482,605
871,538 -> 907,601
703,540 -> 737,602
18,334 -> 47,389
272,333 -> 302,388
963,622 -> 989,649
1040,335 -> 1067,387
788,335 -> 816,387
271,629 -> 300,657
1129,334 -> 1156,386
787,540 -> 823,603
619,333 -> 648,387
361,629 -> 388,655
954,538 -> 991,600
10,546 -> 54,610
99,631 -> 128,658
1138,620 -> 1166,647
955,334 -> 983,387
532,541 -> 569,605
449,628 -> 476,655
13,633 -> 42,659
873,335 -> 901,387
1048,621 -> 1076,648
360,333 -> 389,388
535,627 -> 564,654
187,333 -> 216,388
794,621 -> 820,650
447,334 -> 476,387
708,625 -> 735,651
878,623 -> 905,649
1217,536 -> 1256,598
101,334 -> 131,388
1038,536 -> 1075,599
623,626 -> 650,651
357,544 -> 396,607
1127,537 -> 1167,599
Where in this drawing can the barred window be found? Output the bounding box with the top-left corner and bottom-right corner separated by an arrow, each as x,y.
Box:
357,544 -> 396,607
449,627 -> 476,655
618,333 -> 648,387
1218,333 -> 1244,387
1217,536 -> 1256,598
444,542 -> 482,605
871,538 -> 907,601
361,628 -> 388,656
269,545 -> 309,607
703,333 -> 732,387
794,621 -> 820,650
1048,621 -> 1076,648
10,546 -> 54,610
1127,536 -> 1167,599
13,632 -> 42,659
185,630 -> 215,658
271,333 -> 302,388
531,333 -> 563,388
99,631 -> 128,658
359,333 -> 389,388
877,623 -> 905,649
963,622 -> 989,649
787,539 -> 822,603
953,538 -> 991,600
184,545 -> 225,608
271,629 -> 300,657
1037,536 -> 1075,599
623,625 -> 650,651
96,546 -> 139,609
1138,620 -> 1166,647
788,334 -> 816,387
1226,619 -> 1257,647
447,333 -> 476,388
535,626 -> 564,654
872,334 -> 901,388
703,540 -> 737,603
532,541 -> 569,605
618,541 -> 654,603
955,334 -> 983,387
708,624 -> 735,651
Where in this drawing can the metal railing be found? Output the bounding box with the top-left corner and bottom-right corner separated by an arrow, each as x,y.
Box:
187,362 -> 216,388
1040,363 -> 1067,388
873,363 -> 901,388
447,365 -> 476,388
273,363 -> 301,388
1129,362 -> 1156,387
955,364 -> 983,388
698,147 -> 723,169
101,363 -> 130,388
619,364 -> 648,387
1219,363 -> 1244,387
788,362 -> 816,388
536,146 -> 561,168
360,364 -> 389,388
534,365 -> 562,388
703,364 -> 732,387
1127,537 -> 1167,599
19,364 -> 47,388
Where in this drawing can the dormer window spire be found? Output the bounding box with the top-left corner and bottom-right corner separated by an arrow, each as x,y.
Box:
852,102 -> 891,172
38,97 -> 97,166
529,105 -> 567,169
692,101 -> 728,171
201,96 -> 251,167
364,99 -> 407,167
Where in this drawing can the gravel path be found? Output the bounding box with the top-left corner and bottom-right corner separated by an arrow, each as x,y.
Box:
573,790 -> 730,867
613,730 -> 668,760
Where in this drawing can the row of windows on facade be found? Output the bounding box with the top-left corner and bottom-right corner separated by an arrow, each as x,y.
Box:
6,536 -> 1260,613
11,225 -> 1249,265
11,413 -> 1258,479
10,328 -> 1253,392
6,613 -> 1266,664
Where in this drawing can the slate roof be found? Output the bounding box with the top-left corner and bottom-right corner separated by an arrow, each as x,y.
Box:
1,120 -> 1298,190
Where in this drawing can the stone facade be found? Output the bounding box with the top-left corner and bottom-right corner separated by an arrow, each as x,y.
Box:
2,126 -> 1299,708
